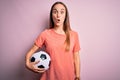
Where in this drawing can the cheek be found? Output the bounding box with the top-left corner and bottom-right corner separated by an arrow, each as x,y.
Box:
52,15 -> 56,21
62,15 -> 66,21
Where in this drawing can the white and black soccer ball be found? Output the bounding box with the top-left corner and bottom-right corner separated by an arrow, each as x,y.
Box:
30,51 -> 51,70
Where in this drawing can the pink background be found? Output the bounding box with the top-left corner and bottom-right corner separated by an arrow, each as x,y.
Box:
0,0 -> 120,80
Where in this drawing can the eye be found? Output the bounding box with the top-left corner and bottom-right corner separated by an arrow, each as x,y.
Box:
52,10 -> 57,14
61,11 -> 64,14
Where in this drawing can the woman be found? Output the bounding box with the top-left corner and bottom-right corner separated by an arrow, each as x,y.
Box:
25,1 -> 81,80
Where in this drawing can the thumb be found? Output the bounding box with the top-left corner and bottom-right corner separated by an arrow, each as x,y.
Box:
34,60 -> 40,64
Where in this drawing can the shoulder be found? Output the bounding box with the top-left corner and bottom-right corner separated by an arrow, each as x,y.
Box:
36,29 -> 52,40
70,30 -> 79,37
40,29 -> 52,35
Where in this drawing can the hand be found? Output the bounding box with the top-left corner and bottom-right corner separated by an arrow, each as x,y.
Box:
26,60 -> 46,73
75,77 -> 80,80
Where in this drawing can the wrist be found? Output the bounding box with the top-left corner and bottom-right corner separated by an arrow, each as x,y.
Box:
75,77 -> 80,80
25,60 -> 31,68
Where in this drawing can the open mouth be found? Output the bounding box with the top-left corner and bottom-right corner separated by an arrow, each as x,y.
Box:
57,19 -> 60,22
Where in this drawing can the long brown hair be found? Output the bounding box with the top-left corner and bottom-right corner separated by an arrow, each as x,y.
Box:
49,1 -> 71,51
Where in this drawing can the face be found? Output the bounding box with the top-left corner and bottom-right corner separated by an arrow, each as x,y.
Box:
52,4 -> 66,27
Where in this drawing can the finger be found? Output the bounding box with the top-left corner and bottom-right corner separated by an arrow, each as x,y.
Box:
34,70 -> 44,73
33,65 -> 45,70
34,68 -> 46,73
37,69 -> 46,73
35,67 -> 45,71
38,70 -> 45,73
33,60 -> 40,64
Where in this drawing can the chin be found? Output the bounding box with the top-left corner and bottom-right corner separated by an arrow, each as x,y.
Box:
55,23 -> 63,27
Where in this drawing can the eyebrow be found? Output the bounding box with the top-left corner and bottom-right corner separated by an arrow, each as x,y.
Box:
61,8 -> 65,10
53,8 -> 65,11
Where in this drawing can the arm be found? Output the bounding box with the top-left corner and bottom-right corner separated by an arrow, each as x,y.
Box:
25,44 -> 45,73
25,44 -> 39,69
73,51 -> 80,80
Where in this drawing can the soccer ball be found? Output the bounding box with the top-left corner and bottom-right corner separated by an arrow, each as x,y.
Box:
30,51 -> 51,70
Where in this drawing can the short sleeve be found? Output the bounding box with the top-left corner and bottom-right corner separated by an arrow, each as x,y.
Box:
35,31 -> 46,48
73,32 -> 80,53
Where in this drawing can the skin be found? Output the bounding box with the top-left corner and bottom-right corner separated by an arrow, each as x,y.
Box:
52,4 -> 66,35
25,3 -> 80,80
74,52 -> 80,80
25,45 -> 45,73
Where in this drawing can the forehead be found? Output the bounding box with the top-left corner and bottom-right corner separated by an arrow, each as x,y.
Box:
53,4 -> 66,11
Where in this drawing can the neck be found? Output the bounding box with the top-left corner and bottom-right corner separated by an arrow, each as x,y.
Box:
54,25 -> 64,31
54,25 -> 65,35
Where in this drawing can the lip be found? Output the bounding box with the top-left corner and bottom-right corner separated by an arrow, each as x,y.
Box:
56,19 -> 60,22
57,19 -> 60,21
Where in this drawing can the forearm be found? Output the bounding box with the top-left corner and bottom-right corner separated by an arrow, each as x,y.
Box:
25,44 -> 39,65
74,51 -> 80,78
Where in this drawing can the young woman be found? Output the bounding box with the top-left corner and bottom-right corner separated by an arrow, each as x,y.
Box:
25,1 -> 81,80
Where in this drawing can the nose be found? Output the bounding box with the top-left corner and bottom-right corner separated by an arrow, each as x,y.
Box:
57,12 -> 60,18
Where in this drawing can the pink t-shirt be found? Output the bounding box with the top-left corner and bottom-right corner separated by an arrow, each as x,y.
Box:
35,29 -> 80,80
